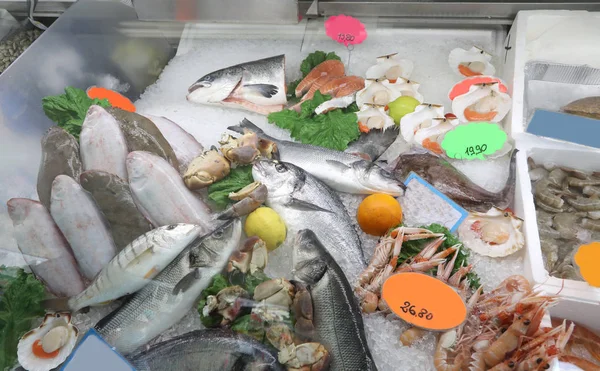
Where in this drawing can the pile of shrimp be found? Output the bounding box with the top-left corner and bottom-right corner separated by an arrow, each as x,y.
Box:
430,275 -> 575,371
552,318 -> 600,371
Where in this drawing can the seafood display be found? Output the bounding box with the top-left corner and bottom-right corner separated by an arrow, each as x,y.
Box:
529,158 -> 600,281
187,55 -> 287,115
3,40 -> 599,371
563,96 -> 600,120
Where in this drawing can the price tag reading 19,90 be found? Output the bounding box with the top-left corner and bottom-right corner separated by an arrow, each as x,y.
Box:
381,272 -> 467,331
441,122 -> 507,160
324,15 -> 367,47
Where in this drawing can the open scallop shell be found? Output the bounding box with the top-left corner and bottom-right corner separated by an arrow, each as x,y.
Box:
452,82 -> 511,123
356,79 -> 402,108
366,53 -> 414,81
458,207 -> 524,257
399,103 -> 444,142
448,47 -> 496,77
18,312 -> 78,371
356,104 -> 395,131
382,78 -> 424,103
413,117 -> 459,154
448,75 -> 508,101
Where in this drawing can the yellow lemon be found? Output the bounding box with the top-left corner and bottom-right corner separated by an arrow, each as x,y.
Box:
244,207 -> 287,251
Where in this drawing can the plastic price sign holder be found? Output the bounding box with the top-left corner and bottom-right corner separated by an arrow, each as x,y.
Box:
526,109 -> 600,149
61,329 -> 135,371
400,172 -> 468,232
382,272 -> 467,331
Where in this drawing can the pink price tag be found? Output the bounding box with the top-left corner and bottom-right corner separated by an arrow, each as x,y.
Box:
325,15 -> 367,47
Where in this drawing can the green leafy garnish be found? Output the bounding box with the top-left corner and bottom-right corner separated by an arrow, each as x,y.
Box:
230,314 -> 267,342
42,87 -> 111,139
207,166 -> 254,208
268,91 -> 360,151
396,224 -> 481,289
243,271 -> 271,297
0,267 -> 46,370
287,51 -> 341,103
202,274 -> 229,299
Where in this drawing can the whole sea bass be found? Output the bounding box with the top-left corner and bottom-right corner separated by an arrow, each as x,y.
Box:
7,198 -> 85,297
79,105 -> 128,180
127,151 -> 212,230
293,230 -> 378,371
230,119 -> 404,196
36,126 -> 82,210
187,55 -> 287,115
252,160 -> 366,283
95,220 -> 242,355
45,224 -> 202,312
80,170 -> 151,249
128,329 -> 284,371
393,147 -> 518,212
50,175 -> 117,280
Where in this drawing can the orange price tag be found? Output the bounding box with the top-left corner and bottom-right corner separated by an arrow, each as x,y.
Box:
574,242 -> 600,287
381,272 -> 467,331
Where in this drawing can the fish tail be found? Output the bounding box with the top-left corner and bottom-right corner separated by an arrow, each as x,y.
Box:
496,149 -> 519,210
228,118 -> 264,134
42,297 -> 72,312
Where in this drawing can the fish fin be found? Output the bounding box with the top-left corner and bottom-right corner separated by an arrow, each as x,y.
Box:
228,118 -> 265,135
325,160 -> 351,172
125,247 -> 155,269
287,198 -> 333,213
172,268 -> 202,295
242,84 -> 279,98
42,297 -> 72,312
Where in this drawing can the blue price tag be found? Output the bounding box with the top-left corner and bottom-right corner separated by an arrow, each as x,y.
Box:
401,172 -> 468,232
61,329 -> 135,371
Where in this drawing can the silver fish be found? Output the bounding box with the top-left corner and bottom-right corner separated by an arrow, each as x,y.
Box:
80,170 -> 151,250
36,126 -> 82,210
108,108 -> 180,171
128,329 -> 284,371
293,230 -> 378,371
127,151 -> 212,230
345,127 -> 400,162
187,55 -> 287,115
7,198 -> 85,297
95,220 -> 242,355
230,119 -> 404,196
50,175 -> 118,280
252,160 -> 366,283
144,114 -> 204,174
80,105 -> 129,179
46,224 -> 202,312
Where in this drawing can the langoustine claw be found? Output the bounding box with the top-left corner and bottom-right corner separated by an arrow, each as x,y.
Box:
217,182 -> 268,219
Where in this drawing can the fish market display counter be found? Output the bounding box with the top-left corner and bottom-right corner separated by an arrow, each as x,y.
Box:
2,1 -> 600,371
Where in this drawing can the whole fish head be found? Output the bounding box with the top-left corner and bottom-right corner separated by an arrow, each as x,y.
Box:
187,67 -> 242,104
84,105 -> 113,128
187,219 -> 242,269
352,161 -> 405,196
292,229 -> 329,286
252,160 -> 304,199
126,151 -> 159,188
50,175 -> 79,203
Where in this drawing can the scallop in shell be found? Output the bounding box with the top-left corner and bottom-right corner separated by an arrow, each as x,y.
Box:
18,312 -> 78,371
356,79 -> 402,108
399,103 -> 444,142
458,207 -> 524,257
413,117 -> 459,154
382,78 -> 424,103
366,53 -> 414,81
448,46 -> 496,77
356,104 -> 395,132
452,82 -> 511,123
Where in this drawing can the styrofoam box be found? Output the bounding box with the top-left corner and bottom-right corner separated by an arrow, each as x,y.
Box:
503,10 -> 600,332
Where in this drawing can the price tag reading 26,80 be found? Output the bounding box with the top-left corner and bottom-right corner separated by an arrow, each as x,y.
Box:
381,272 -> 467,331
325,15 -> 367,47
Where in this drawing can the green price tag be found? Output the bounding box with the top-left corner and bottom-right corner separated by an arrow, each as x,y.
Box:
441,122 -> 507,160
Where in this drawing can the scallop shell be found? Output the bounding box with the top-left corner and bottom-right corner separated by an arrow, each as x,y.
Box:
399,103 -> 444,142
448,46 -> 496,77
413,117 -> 459,147
452,82 -> 511,123
382,78 -> 424,103
356,79 -> 402,108
458,207 -> 524,257
314,94 -> 356,115
18,312 -> 78,371
366,53 -> 414,81
356,104 -> 395,131
448,75 -> 508,101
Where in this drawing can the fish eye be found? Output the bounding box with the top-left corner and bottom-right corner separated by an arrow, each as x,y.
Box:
166,225 -> 177,230
275,163 -> 287,173
214,229 -> 224,238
